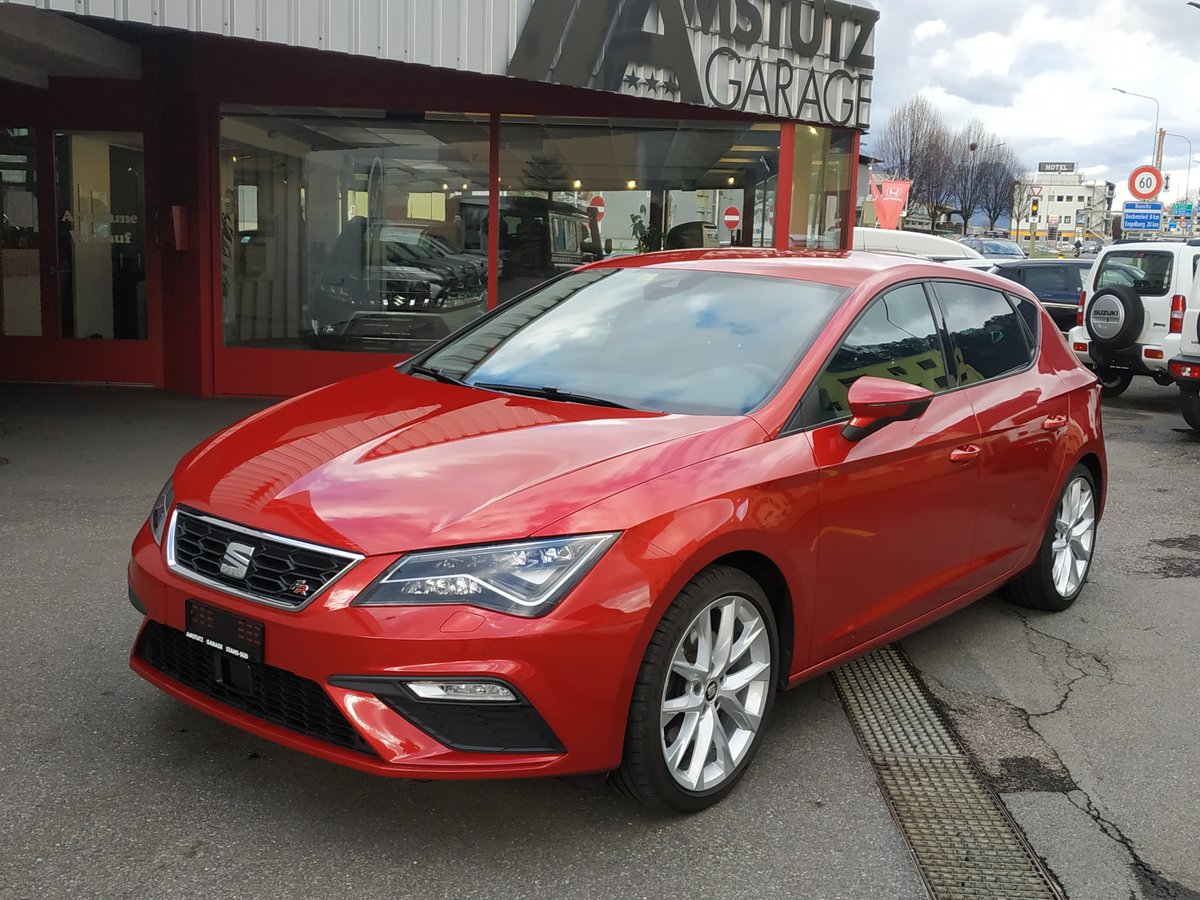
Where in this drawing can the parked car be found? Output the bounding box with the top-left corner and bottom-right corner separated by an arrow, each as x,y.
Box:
130,249 -> 1106,811
1068,238 -> 1200,396
309,217 -> 487,351
988,258 -> 1093,334
1167,267 -> 1200,430
959,236 -> 1026,259
853,227 -> 991,268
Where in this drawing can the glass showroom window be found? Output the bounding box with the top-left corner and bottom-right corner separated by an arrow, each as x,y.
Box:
0,127 -> 40,336
496,116 -> 782,304
54,131 -> 147,340
218,108 -> 491,353
787,126 -> 855,250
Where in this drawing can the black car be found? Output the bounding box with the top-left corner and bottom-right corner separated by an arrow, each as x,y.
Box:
988,258 -> 1093,334
309,217 -> 487,350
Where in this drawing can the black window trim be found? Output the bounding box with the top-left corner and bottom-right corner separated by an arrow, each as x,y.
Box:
781,276 -> 1041,436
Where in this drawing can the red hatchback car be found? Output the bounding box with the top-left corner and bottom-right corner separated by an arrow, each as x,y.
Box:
129,250 -> 1106,810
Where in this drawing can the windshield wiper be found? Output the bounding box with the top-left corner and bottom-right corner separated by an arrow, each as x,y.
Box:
409,364 -> 471,387
473,382 -> 634,410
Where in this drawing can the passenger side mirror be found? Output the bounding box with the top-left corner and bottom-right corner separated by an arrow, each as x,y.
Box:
604,238 -> 613,256
842,377 -> 934,441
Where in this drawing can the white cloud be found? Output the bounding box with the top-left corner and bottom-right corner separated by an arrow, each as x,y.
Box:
913,19 -> 946,39
868,0 -> 1200,205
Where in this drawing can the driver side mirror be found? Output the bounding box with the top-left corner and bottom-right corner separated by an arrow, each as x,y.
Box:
842,376 -> 933,442
604,238 -> 613,256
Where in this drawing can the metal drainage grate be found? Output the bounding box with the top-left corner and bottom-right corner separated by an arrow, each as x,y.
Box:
831,645 -> 1064,900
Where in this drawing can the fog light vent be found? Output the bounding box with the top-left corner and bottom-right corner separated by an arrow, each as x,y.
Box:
408,681 -> 517,702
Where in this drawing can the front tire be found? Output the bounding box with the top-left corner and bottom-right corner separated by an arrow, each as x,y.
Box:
612,566 -> 778,811
1181,389 -> 1200,431
1006,464 -> 1098,612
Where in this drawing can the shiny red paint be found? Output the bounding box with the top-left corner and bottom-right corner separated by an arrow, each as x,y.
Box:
129,249 -> 1107,780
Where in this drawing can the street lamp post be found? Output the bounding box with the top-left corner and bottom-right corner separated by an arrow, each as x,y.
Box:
1163,134 -> 1193,233
1112,87 -> 1161,165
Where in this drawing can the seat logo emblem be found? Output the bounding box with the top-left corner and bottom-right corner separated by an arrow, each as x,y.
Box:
219,541 -> 255,580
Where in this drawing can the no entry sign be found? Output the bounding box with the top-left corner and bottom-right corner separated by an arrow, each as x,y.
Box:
588,195 -> 605,222
722,207 -> 741,230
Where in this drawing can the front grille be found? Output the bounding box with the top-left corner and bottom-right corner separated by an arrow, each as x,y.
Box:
169,507 -> 358,609
138,621 -> 378,758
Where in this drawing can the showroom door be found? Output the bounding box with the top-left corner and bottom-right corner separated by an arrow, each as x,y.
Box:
0,127 -> 162,386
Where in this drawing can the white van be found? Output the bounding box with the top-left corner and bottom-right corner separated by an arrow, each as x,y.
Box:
852,227 -> 990,268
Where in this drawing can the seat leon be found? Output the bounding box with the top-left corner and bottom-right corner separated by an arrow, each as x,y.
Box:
129,249 -> 1106,811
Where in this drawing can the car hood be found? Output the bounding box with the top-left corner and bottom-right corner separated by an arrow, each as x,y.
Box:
174,367 -> 764,555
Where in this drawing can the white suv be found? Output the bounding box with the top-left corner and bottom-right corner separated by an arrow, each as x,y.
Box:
1167,273 -> 1200,430
1068,239 -> 1200,396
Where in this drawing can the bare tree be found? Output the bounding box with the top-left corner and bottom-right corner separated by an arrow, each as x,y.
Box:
948,119 -> 992,234
977,144 -> 1024,232
873,95 -> 952,232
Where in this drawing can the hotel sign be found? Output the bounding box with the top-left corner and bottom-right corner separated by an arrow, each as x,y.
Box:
1038,162 -> 1076,173
508,0 -> 878,128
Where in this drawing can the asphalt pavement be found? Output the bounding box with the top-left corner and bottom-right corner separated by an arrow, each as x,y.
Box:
1,378 -> 1197,900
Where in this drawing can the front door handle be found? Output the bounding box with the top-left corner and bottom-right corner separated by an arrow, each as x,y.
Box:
1042,415 -> 1068,431
950,444 -> 982,463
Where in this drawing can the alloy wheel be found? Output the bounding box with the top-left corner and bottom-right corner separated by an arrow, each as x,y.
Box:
660,594 -> 773,792
1051,475 -> 1096,597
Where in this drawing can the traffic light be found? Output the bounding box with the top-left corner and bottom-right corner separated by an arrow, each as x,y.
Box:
1164,175 -> 1171,190
1031,198 -> 1040,217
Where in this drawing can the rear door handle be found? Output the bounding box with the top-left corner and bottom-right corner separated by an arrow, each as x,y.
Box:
1042,415 -> 1068,431
950,444 -> 982,463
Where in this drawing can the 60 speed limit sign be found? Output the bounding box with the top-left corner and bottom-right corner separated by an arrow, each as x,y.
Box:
1128,165 -> 1163,201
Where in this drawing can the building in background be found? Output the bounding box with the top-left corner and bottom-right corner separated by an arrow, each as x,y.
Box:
0,0 -> 876,397
1011,162 -> 1114,243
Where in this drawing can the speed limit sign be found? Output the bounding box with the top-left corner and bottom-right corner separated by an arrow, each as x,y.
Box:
1128,165 -> 1163,201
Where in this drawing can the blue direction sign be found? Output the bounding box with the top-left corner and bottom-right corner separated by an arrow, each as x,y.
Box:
1123,201 -> 1163,231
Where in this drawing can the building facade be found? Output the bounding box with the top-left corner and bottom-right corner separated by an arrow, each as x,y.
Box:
0,0 -> 876,397
1010,162 -> 1114,244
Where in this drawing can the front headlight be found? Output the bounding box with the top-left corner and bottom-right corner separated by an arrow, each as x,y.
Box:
355,534 -> 619,617
149,478 -> 174,544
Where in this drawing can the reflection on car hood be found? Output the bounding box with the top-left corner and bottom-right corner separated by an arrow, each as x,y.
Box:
174,367 -> 763,554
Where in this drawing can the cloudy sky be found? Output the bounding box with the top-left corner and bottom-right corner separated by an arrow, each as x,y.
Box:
864,0 -> 1200,205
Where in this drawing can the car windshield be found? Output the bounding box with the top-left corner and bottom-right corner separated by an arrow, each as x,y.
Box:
982,241 -> 1023,257
418,268 -> 847,415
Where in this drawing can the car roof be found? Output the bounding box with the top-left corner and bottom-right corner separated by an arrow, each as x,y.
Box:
990,258 -> 1091,269
581,248 -> 1008,289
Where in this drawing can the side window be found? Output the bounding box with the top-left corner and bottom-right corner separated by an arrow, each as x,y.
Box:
933,282 -> 1032,385
811,283 -> 949,425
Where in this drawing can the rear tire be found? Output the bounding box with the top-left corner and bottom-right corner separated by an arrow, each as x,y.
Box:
612,566 -> 778,812
1006,464 -> 1098,612
1097,369 -> 1132,398
1182,389 -> 1200,431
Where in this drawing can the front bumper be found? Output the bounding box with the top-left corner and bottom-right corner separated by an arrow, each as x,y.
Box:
128,520 -> 678,779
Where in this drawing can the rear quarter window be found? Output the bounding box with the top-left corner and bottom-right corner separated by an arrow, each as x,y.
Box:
1095,251 -> 1172,295
931,282 -> 1034,385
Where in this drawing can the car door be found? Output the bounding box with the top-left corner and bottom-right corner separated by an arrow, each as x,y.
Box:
929,280 -> 1071,586
1022,264 -> 1086,334
799,282 -> 982,662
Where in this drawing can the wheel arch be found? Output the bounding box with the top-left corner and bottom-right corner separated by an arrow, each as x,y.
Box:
1077,451 -> 1105,518
705,550 -> 794,690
